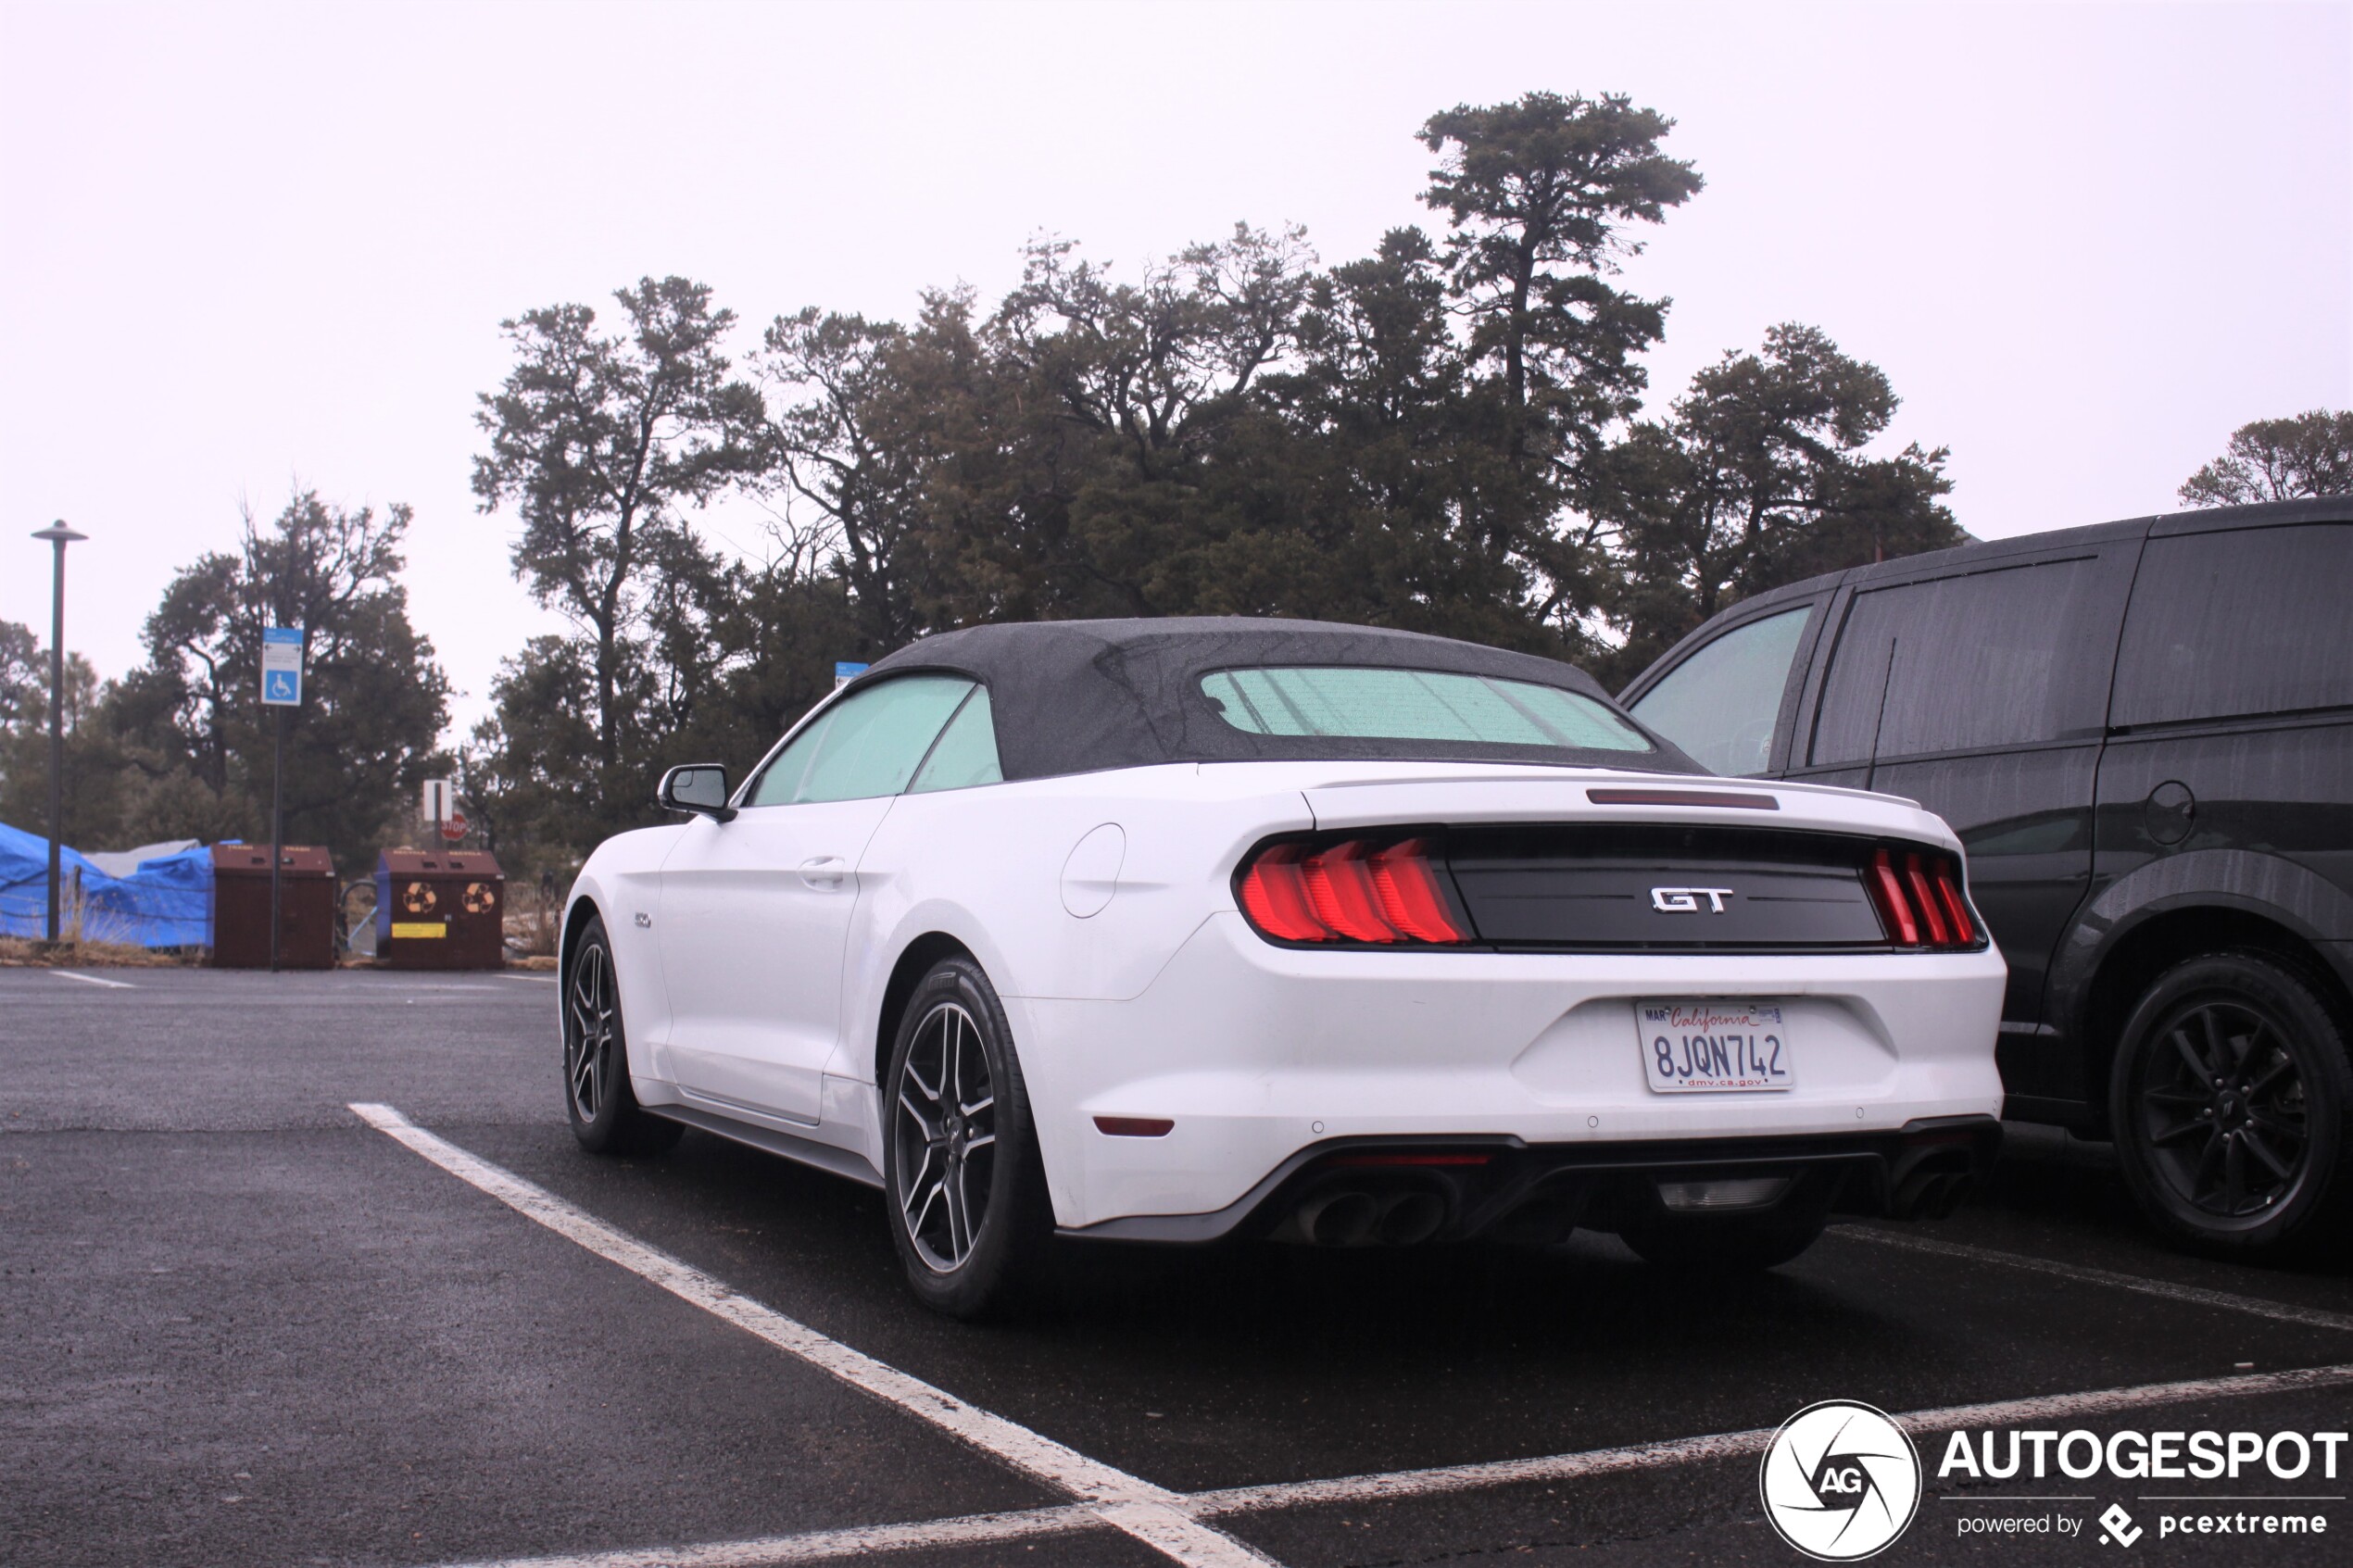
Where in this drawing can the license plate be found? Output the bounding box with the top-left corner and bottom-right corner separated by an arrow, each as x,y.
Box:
1637,999 -> 1796,1093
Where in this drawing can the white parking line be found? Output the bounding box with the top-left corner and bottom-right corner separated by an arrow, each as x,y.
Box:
1193,1360 -> 2353,1516
422,1361 -> 2353,1568
48,969 -> 135,989
348,1103 -> 1276,1568
1830,1225 -> 2353,1336
431,1504 -> 1104,1568
500,973 -> 559,985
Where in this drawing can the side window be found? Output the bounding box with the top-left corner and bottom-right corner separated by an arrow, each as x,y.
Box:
1810,558 -> 2101,765
1628,607 -> 1812,776
908,687 -> 1003,793
2112,523 -> 2353,726
745,674 -> 975,806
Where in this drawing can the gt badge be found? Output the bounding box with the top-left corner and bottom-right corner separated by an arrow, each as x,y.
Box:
1652,886 -> 1734,913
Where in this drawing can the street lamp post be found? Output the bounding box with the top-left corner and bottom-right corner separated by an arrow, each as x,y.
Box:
30,521 -> 87,947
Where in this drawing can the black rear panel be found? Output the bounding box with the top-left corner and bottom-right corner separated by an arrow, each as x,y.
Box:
1444,825 -> 1888,950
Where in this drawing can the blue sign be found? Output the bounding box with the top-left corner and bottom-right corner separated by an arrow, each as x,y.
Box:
261,626 -> 304,707
834,660 -> 870,690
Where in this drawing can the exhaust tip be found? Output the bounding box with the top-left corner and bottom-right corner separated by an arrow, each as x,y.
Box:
1298,1189 -> 1378,1247
1928,1172 -> 1971,1220
1375,1190 -> 1446,1247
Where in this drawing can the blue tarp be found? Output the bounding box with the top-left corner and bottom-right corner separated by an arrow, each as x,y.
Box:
0,822 -> 213,947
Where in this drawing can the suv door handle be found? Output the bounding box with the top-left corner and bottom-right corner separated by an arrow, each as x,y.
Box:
798,856 -> 849,890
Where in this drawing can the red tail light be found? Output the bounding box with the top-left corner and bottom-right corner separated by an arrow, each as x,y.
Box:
1238,835 -> 1468,946
1932,861 -> 1976,945
1903,853 -> 1952,946
1366,838 -> 1464,943
1866,847 -> 1981,951
1236,843 -> 1326,942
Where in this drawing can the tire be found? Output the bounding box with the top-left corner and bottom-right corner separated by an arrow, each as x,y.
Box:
2108,950 -> 2353,1256
563,915 -> 684,1157
883,956 -> 1052,1319
1617,1177 -> 1833,1272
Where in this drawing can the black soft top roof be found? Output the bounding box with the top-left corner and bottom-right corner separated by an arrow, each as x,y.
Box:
856,617 -> 1704,782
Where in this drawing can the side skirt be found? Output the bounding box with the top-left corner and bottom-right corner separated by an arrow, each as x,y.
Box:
647,1103 -> 885,1189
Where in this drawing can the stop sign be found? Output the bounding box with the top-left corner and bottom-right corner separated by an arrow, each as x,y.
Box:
439,808 -> 468,843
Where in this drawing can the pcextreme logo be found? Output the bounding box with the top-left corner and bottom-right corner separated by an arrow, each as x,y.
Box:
1760,1400 -> 1923,1561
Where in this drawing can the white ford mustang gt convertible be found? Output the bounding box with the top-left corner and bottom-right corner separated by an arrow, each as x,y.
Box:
560,618 -> 2006,1315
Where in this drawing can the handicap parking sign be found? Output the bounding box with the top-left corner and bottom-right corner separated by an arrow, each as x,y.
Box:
261,626 -> 305,707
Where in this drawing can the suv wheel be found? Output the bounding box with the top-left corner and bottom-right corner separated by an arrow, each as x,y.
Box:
2108,951 -> 2353,1254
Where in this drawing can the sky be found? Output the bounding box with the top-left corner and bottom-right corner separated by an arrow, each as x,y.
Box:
2,0 -> 2347,740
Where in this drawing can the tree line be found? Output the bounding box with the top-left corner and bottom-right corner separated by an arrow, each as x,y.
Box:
461,92 -> 1967,855
5,92 -> 2347,875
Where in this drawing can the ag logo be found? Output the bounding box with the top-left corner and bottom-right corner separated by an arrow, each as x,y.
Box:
1758,1399 -> 1921,1561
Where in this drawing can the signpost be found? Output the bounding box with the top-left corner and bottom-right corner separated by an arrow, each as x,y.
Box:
260,627 -> 304,972
422,778 -> 464,844
31,521 -> 86,947
834,660 -> 869,691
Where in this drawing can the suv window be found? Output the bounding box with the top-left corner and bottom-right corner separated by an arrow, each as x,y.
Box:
747,674 -> 975,806
2111,523 -> 2353,726
1629,607 -> 1811,776
1811,558 -> 2100,765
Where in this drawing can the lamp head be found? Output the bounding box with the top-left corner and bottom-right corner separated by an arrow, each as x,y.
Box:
31,521 -> 87,545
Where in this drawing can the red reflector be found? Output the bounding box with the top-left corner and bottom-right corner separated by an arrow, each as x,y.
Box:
1299,839 -> 1400,943
1093,1116 -> 1174,1137
1330,1152 -> 1493,1167
1905,852 -> 1952,946
1366,838 -> 1466,944
1933,862 -> 1976,945
1238,843 -> 1330,942
1869,848 -> 1919,946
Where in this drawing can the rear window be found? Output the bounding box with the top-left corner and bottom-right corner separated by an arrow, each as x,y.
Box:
1810,558 -> 2103,764
1200,667 -> 1652,752
2112,524 -> 2353,726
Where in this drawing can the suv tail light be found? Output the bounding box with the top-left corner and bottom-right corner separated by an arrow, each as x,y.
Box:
1238,835 -> 1468,946
1866,847 -> 1979,950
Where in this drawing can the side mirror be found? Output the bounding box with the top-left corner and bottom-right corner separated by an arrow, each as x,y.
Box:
658,763 -> 736,822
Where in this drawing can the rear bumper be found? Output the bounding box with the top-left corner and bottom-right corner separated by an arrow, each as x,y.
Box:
1060,1114 -> 2004,1243
1016,909 -> 2007,1230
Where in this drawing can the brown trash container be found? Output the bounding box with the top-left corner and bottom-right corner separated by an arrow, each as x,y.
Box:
208,845 -> 337,969
377,848 -> 506,970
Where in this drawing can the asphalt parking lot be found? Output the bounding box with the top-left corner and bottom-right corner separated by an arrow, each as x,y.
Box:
6,967 -> 2351,1568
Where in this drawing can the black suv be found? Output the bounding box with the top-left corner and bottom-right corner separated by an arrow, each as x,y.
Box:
1622,498 -> 2353,1255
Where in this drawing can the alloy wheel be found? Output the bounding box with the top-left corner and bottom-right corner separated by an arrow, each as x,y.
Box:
567,941 -> 615,1123
893,1000 -> 998,1272
2133,997 -> 2310,1219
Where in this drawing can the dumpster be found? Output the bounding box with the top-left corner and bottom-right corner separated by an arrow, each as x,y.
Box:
376,848 -> 505,970
208,845 -> 336,969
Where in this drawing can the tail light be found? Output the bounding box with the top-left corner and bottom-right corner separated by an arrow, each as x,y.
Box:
1865,847 -> 1980,950
1238,834 -> 1469,947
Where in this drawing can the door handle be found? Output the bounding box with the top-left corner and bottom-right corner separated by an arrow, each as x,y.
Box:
798,856 -> 849,890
